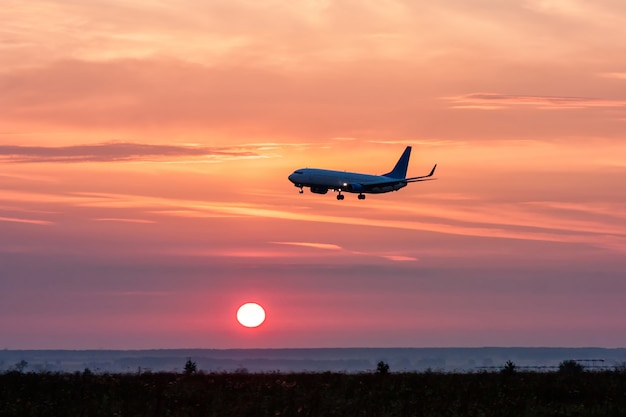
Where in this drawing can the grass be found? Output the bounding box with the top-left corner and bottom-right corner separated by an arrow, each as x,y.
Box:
1,370 -> 626,416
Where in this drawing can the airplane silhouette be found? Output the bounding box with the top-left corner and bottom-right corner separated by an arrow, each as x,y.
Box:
288,146 -> 436,200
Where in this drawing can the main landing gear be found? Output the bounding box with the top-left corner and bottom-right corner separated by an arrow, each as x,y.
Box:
335,192 -> 365,200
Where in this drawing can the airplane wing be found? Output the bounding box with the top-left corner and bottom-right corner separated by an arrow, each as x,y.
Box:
343,164 -> 437,192
404,164 -> 437,182
368,164 -> 437,186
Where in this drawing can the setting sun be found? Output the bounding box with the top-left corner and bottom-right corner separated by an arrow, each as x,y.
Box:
236,303 -> 266,328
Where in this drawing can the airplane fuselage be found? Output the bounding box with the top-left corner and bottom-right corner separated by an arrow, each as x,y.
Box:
288,169 -> 407,194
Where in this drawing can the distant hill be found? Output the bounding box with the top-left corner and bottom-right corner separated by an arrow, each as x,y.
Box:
2,347 -> 625,373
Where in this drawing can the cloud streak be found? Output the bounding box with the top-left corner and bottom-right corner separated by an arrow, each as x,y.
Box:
0,142 -> 263,163
445,93 -> 626,110
94,218 -> 156,224
0,216 -> 52,225
5,183 -> 625,253
599,72 -> 626,80
271,241 -> 344,251
270,241 -> 419,262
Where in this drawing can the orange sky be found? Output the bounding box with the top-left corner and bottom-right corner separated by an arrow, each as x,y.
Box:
1,0 -> 625,349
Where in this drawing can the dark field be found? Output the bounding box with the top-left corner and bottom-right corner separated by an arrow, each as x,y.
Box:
2,370 -> 626,417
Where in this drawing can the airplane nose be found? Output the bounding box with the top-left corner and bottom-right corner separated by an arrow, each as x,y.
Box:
288,173 -> 296,183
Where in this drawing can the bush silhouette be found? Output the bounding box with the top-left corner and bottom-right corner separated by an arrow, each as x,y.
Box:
558,360 -> 583,374
501,360 -> 517,375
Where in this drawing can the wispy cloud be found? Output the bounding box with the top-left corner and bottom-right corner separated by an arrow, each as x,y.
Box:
0,216 -> 52,225
271,241 -> 344,251
94,218 -> 156,224
445,93 -> 626,110
381,255 -> 418,262
271,241 -> 419,262
5,185 -> 626,253
599,72 -> 626,80
0,142 -> 264,163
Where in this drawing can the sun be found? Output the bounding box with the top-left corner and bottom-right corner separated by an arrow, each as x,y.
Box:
236,302 -> 266,328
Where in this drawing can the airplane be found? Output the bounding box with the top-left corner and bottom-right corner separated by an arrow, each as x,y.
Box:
287,146 -> 436,200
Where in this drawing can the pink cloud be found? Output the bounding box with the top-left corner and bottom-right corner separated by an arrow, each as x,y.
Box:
445,93 -> 626,110
0,216 -> 52,225
599,72 -> 626,80
381,255 -> 418,262
271,241 -> 344,251
94,218 -> 156,224
0,142 -> 263,163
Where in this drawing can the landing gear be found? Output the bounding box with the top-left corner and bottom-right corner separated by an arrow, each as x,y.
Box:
298,187 -> 303,194
336,193 -> 345,200
358,194 -> 366,200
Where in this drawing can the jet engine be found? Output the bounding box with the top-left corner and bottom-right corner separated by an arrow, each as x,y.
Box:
310,187 -> 329,194
345,183 -> 364,192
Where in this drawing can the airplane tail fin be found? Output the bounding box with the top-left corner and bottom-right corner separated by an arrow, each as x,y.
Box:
383,146 -> 411,179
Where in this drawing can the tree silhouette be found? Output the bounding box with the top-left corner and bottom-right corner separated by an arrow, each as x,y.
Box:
14,360 -> 28,373
376,361 -> 390,375
183,358 -> 197,375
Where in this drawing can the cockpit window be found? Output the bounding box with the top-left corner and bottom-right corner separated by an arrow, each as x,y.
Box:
294,170 -> 304,174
